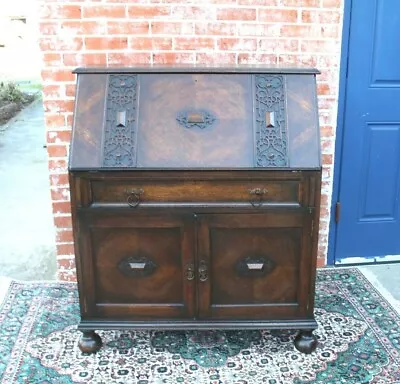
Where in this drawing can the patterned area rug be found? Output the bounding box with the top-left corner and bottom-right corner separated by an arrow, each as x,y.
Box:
0,268 -> 399,384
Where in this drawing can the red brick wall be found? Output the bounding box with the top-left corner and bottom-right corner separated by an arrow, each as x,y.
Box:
39,0 -> 343,281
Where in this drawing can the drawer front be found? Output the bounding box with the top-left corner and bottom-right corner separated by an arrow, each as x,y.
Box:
90,179 -> 303,207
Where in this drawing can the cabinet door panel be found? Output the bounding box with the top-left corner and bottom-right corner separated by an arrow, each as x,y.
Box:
197,211 -> 312,320
79,214 -> 195,319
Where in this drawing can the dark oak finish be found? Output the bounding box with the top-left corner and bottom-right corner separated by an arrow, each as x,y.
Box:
90,178 -> 303,206
69,66 -> 322,355
79,213 -> 195,319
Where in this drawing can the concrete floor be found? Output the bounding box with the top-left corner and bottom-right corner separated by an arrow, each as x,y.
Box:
359,264 -> 400,307
0,98 -> 57,281
0,101 -> 399,314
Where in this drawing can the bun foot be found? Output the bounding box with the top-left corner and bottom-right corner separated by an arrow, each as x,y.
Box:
78,330 -> 102,353
294,330 -> 317,354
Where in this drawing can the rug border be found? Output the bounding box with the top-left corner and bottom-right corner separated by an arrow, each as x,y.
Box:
356,267 -> 400,314
320,266 -> 400,316
0,278 -> 76,310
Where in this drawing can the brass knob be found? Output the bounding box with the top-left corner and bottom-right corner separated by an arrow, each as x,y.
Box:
186,263 -> 195,281
198,261 -> 208,282
248,188 -> 268,207
126,188 -> 144,208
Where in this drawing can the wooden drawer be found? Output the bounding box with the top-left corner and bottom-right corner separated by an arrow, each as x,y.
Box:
89,179 -> 303,207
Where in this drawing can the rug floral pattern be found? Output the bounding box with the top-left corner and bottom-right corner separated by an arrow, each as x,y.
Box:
0,269 -> 399,383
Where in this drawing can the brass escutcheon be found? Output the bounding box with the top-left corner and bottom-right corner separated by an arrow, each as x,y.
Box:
248,188 -> 268,207
198,261 -> 208,282
186,263 -> 195,281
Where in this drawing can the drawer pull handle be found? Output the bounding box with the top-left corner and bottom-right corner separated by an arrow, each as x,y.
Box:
129,262 -> 146,270
246,262 -> 264,270
118,256 -> 157,277
236,256 -> 276,277
248,188 -> 268,207
176,110 -> 216,130
126,188 -> 144,208
186,263 -> 195,281
187,113 -> 205,124
198,261 -> 208,282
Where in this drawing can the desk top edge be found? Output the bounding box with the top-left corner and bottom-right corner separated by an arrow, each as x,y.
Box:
73,65 -> 320,75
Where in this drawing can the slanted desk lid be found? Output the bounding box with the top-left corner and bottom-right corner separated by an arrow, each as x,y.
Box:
69,66 -> 321,171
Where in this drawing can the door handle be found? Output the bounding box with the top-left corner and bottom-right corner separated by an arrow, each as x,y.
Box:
198,260 -> 208,282
186,263 -> 195,281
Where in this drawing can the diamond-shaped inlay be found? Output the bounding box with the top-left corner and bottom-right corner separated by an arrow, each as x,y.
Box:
266,111 -> 275,128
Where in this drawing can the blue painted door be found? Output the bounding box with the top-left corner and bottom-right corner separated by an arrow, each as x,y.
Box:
335,0 -> 400,263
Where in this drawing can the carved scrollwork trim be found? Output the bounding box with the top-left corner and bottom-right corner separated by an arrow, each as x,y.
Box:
103,74 -> 138,167
236,255 -> 276,277
254,75 -> 289,167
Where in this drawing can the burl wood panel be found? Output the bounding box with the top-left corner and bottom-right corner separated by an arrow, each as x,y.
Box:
209,227 -> 301,304
136,74 -> 254,168
69,74 -> 107,170
87,215 -> 195,318
197,212 -> 309,320
286,75 -> 321,168
90,179 -> 302,205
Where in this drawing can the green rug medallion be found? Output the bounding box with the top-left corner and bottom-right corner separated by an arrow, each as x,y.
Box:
0,268 -> 399,383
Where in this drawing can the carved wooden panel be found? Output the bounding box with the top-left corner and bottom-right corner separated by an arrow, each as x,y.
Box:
254,75 -> 289,167
103,75 -> 138,167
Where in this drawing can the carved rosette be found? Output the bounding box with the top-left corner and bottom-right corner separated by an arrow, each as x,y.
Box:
103,75 -> 138,167
254,75 -> 289,167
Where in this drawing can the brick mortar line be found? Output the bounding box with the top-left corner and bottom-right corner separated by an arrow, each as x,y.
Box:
40,50 -> 341,57
40,5 -> 330,10
39,21 -> 341,27
39,33 -> 341,39
40,46 -> 342,53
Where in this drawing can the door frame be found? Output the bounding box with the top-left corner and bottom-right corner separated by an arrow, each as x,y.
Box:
327,0 -> 353,265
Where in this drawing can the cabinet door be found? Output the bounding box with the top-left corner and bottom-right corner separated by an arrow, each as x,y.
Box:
78,213 -> 195,319
197,211 -> 314,320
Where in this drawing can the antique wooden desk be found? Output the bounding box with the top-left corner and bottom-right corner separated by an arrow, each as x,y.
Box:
68,65 -> 321,355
